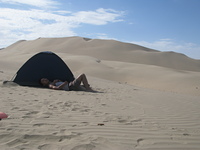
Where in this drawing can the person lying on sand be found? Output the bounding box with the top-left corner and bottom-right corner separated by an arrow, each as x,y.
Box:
40,73 -> 94,92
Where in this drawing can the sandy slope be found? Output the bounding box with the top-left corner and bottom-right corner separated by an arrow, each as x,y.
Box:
1,77 -> 200,150
0,36 -> 200,150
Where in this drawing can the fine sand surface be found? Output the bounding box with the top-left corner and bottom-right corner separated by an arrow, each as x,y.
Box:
0,36 -> 200,150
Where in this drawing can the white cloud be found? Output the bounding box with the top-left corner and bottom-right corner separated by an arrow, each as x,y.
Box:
93,33 -> 117,41
53,10 -> 71,15
0,0 -> 59,8
72,8 -> 124,25
0,7 -> 123,48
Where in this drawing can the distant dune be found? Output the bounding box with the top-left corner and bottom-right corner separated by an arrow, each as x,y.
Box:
4,36 -> 200,72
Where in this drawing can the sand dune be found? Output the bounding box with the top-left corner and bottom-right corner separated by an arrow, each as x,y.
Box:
1,36 -> 200,150
4,36 -> 200,72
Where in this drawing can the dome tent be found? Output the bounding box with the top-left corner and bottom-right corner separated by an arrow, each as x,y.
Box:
12,51 -> 75,87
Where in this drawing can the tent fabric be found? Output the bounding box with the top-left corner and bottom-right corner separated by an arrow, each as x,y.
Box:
13,51 -> 75,87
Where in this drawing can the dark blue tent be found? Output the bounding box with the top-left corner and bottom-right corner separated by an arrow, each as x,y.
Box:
12,51 -> 75,87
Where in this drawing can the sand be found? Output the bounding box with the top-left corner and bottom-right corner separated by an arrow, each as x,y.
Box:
0,36 -> 200,150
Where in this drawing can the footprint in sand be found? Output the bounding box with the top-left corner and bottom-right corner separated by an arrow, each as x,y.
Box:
25,111 -> 39,115
22,111 -> 39,118
64,102 -> 72,107
183,133 -> 190,136
72,122 -> 89,127
33,123 -> 55,127
11,107 -> 20,110
71,144 -> 95,150
136,138 -> 144,146
118,119 -> 127,123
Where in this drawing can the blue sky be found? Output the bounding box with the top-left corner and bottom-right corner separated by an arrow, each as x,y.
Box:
0,0 -> 200,59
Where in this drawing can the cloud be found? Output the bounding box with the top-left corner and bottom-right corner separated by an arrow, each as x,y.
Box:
93,33 -> 117,41
73,8 -> 124,25
0,6 -> 123,48
0,0 -> 59,8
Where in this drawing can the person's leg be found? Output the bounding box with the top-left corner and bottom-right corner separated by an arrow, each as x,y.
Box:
76,73 -> 91,90
69,73 -> 93,91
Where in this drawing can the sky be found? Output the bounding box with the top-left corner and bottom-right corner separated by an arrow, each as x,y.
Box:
0,0 -> 200,59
